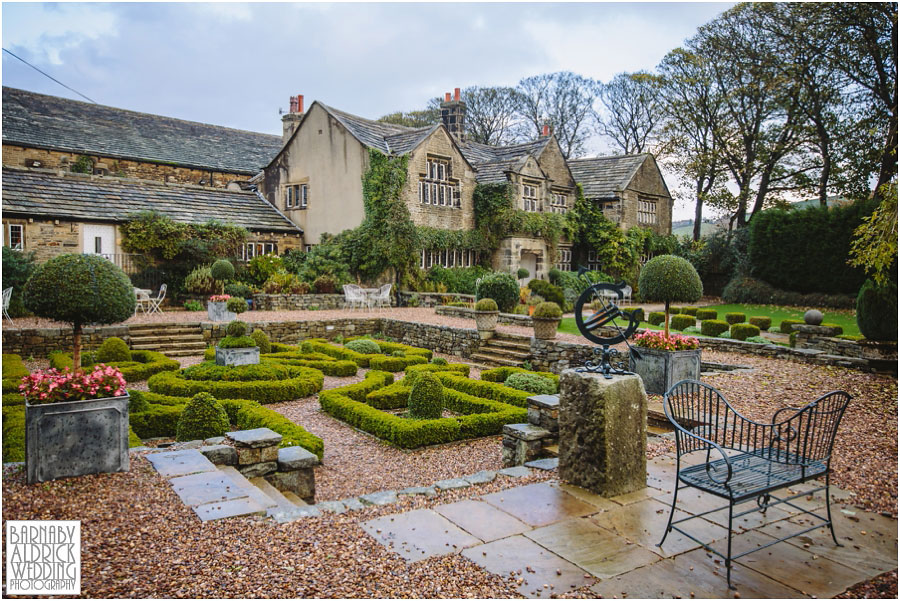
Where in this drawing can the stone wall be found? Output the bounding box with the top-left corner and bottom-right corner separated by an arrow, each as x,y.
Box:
380,320 -> 482,358
202,318 -> 382,346
405,128 -> 476,231
2,324 -> 132,358
400,291 -> 475,308
435,305 -> 533,326
2,217 -> 81,263
252,293 -> 352,311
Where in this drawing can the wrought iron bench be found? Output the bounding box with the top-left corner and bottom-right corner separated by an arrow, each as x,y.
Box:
658,379 -> 851,588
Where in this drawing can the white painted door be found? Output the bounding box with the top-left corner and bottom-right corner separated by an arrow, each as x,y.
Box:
83,224 -> 116,256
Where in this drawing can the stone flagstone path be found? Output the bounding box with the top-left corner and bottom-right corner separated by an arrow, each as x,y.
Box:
360,457 -> 897,598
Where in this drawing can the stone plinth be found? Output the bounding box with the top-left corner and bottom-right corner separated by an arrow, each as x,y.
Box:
267,446 -> 319,503
527,394 -> 559,433
558,370 -> 646,497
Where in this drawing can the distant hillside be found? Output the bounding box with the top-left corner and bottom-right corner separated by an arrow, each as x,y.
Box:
671,220 -> 720,237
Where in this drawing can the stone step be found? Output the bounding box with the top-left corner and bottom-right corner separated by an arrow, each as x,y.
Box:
216,466 -> 277,510
542,443 -> 559,457
281,490 -> 309,507
479,344 -> 532,359
131,341 -> 207,351
129,323 -> 202,332
249,476 -> 306,515
485,338 -> 532,351
469,353 -> 524,368
493,333 -> 532,344
161,348 -> 207,358
130,332 -> 205,341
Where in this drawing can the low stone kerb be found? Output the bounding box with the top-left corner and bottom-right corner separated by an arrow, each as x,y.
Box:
527,394 -> 559,409
227,428 -> 283,448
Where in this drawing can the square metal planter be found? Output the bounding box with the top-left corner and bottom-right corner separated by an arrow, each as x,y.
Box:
629,347 -> 701,395
215,346 -> 260,366
207,301 -> 236,322
25,394 -> 130,484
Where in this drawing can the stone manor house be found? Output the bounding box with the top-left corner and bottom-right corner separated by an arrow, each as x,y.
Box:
2,86 -> 672,279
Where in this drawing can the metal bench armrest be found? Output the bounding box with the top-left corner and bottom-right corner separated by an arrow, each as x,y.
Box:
670,421 -> 734,485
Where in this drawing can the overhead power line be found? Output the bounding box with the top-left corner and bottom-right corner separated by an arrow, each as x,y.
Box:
2,47 -> 98,104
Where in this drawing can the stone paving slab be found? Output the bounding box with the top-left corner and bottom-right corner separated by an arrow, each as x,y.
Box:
192,497 -> 267,521
549,482 -> 618,512
497,466 -> 531,478
435,499 -> 530,542
359,490 -> 399,506
146,449 -> 217,478
434,478 -> 471,490
525,517 -> 660,579
398,486 -> 437,497
524,458 -> 558,471
463,470 -> 496,485
168,471 -> 247,507
653,487 -> 793,531
481,481 -> 600,527
361,509 -> 481,562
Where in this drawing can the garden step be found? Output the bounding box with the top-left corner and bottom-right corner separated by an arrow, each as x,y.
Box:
131,335 -> 206,345
479,344 -> 532,360
249,477 -> 306,515
281,491 -> 309,507
160,348 -> 207,358
129,323 -> 202,332
131,343 -> 207,352
542,443 -> 559,457
216,466 -> 277,510
492,332 -> 532,344
469,353 -> 524,368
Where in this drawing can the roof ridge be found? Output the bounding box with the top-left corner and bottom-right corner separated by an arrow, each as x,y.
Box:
568,153 -> 649,162
318,102 -> 414,133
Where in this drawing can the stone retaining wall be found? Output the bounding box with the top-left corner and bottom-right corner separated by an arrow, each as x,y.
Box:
380,320 -> 482,358
202,318 -> 381,346
399,291 -> 475,308
434,305 -> 533,326
2,324 -> 132,358
251,293 -> 353,311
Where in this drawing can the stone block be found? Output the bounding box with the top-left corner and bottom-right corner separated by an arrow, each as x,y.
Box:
235,446 -> 261,465
527,394 -> 559,409
502,423 -> 551,442
260,445 -> 279,463
266,469 -> 315,504
238,461 -> 277,479
227,428 -> 283,448
277,446 -> 319,471
200,444 -> 237,466
558,371 -> 646,497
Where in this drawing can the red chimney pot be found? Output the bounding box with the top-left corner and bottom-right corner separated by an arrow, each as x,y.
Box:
445,92 -> 451,102
542,124 -> 550,137
454,88 -> 461,102
297,94 -> 304,114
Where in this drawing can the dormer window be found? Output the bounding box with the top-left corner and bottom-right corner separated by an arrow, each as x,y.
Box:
522,183 -> 540,212
419,157 -> 460,208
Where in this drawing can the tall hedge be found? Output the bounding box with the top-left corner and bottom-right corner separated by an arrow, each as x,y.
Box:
748,200 -> 875,294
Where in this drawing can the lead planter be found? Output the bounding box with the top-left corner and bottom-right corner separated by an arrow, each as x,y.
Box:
532,317 -> 561,340
215,346 -> 260,366
474,310 -> 499,340
25,394 -> 130,484
629,347 -> 701,395
207,301 -> 236,322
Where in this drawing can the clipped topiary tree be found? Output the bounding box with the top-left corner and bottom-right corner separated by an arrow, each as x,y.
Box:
345,338 -> 381,354
408,371 -> 443,420
637,255 -> 703,337
250,329 -> 271,354
856,279 -> 898,341
24,254 -> 135,368
226,297 -> 247,314
176,392 -> 230,442
225,320 -> 249,337
96,337 -> 131,363
210,259 -> 235,292
475,272 -> 519,313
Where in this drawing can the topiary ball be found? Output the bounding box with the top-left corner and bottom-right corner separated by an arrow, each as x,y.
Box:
804,309 -> 824,325
517,268 -> 530,279
533,301 -> 562,319
225,320 -> 248,337
856,279 -> 898,341
504,372 -> 556,395
345,338 -> 381,354
210,259 -> 235,282
176,392 -> 230,442
637,255 -> 703,307
226,297 -> 247,314
475,272 -> 519,313
250,329 -> 271,354
474,298 -> 498,312
96,336 -> 131,363
408,371 -> 443,420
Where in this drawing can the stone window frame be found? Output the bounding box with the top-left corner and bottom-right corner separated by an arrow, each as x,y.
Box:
521,181 -> 541,212
556,247 -> 572,271
420,249 -> 477,269
419,156 -> 461,209
6,223 -> 24,251
586,249 -> 603,273
284,182 -> 310,210
242,241 -> 277,261
549,189 -> 569,214
637,196 -> 658,225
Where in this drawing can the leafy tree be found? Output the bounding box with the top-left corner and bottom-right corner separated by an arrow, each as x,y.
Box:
461,86 -> 522,146
515,71 -> 599,158
596,71 -> 663,155
377,101 -> 441,128
1,246 -> 36,317
848,184 -> 898,286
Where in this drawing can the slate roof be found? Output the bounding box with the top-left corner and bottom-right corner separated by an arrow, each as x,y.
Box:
317,103 -> 411,154
384,124 -> 440,155
2,87 -> 282,175
1,168 -> 302,233
473,160 -> 516,185
567,154 -> 650,200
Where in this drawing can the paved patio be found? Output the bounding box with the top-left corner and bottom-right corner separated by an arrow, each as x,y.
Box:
361,457 -> 897,598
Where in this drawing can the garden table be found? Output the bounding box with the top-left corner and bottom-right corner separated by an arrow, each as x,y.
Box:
134,288 -> 152,314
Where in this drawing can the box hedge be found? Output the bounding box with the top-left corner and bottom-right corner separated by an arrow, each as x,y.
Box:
148,362 -> 323,403
748,316 -> 772,331
725,312 -> 746,325
621,307 -> 645,322
681,307 -> 699,316
696,309 -> 718,321
779,319 -> 805,334
701,319 -> 731,337
730,323 -> 761,341
670,314 -> 696,331
2,354 -> 29,380
648,311 -> 666,326
480,366 -> 559,390
435,372 -> 532,407
49,349 -> 179,382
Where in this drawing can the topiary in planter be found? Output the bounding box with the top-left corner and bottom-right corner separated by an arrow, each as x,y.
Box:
701,319 -> 730,337
345,338 -> 381,355
533,301 -> 562,319
856,278 -> 898,341
780,319 -> 804,334
475,272 -> 519,313
731,323 -> 761,341
24,253 -> 136,368
725,312 -> 746,325
648,311 -> 665,326
637,255 -> 703,337
474,298 -> 498,312
250,329 -> 271,354
408,371 -> 443,420
670,314 -> 696,331
225,320 -> 249,337
504,372 -> 555,395
696,309 -> 718,321
210,259 -> 235,283
218,336 -> 256,349
748,316 -> 771,331
517,268 -> 530,279
96,337 -> 131,363
226,297 -> 247,314
175,392 -> 230,442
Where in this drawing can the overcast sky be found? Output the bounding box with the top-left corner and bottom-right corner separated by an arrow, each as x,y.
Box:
2,1 -> 734,220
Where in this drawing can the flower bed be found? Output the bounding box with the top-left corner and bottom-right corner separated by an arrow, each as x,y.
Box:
48,349 -> 179,382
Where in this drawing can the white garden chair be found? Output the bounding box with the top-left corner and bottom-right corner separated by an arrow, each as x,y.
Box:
343,284 -> 365,311
147,284 -> 167,314
2,287 -> 13,323
372,283 -> 392,310
134,288 -> 151,315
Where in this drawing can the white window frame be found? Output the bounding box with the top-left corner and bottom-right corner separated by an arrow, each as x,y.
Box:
522,183 -> 539,212
299,184 -> 309,208
7,224 -> 24,251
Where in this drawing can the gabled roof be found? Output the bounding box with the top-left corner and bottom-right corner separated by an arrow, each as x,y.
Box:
384,124 -> 441,155
1,168 -> 302,234
2,87 -> 282,175
458,137 -> 553,166
318,103 -> 410,154
567,154 -> 652,200
474,160 -> 516,184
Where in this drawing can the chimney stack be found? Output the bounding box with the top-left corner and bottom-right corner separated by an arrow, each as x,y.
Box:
282,94 -> 305,145
542,124 -> 551,137
440,88 -> 467,142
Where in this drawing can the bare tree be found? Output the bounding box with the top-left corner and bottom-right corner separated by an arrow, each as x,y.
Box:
515,72 -> 599,158
596,71 -> 663,155
461,86 -> 521,146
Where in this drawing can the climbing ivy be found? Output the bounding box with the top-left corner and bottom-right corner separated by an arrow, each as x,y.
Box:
120,211 -> 248,260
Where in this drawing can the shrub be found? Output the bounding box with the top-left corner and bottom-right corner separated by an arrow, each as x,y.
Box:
431,357 -> 448,365
218,336 -> 256,349
670,314 -> 696,331
1,354 -> 29,380
475,272 -> 519,313
226,320 -> 249,337
247,254 -> 284,286
96,337 -> 131,363
425,265 -> 491,295
474,298 -> 498,312
527,279 -> 566,309
504,372 -> 555,395
408,372 -> 443,419
722,276 -> 856,309
730,323 -> 761,341
391,350 -> 406,357
368,355 -> 428,372
748,316 -> 771,331
226,297 -> 247,314
148,364 -> 323,404
184,265 -> 219,295
313,275 -> 338,294
210,259 -> 235,282
24,253 -> 135,367
622,307 -> 645,322
683,326 -> 702,335
2,246 -> 36,317
480,367 -> 558,388
404,363 -> 470,386
49,350 -> 178,382
517,268 -> 530,279
345,339 -> 381,355
669,307 -> 683,315
176,392 -> 230,442
701,319 -> 730,337
262,272 -> 309,294
250,329 -> 271,354
744,336 -> 770,344
681,307 -> 698,316
183,300 -> 203,311
779,319 -> 804,334
856,279 -> 898,341
725,312 -> 746,324
648,311 -> 665,326
637,255 -> 702,336
533,301 -> 562,319
696,309 -> 718,321
224,282 -> 253,298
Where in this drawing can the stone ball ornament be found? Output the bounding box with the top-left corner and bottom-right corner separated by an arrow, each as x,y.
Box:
804,309 -> 824,325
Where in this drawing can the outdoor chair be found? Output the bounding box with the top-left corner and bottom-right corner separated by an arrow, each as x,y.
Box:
343,284 -> 365,311
134,288 -> 152,315
147,284 -> 166,314
372,283 -> 392,310
2,287 -> 13,323
659,379 -> 851,589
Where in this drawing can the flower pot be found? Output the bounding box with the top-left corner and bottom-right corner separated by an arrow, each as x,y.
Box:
629,347 -> 701,395
474,310 -> 499,334
25,394 -> 130,484
528,305 -> 536,317
532,317 -> 561,340
207,301 -> 236,322
215,346 -> 260,366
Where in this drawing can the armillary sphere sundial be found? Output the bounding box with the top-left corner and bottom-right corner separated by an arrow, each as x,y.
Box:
573,266 -> 642,379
